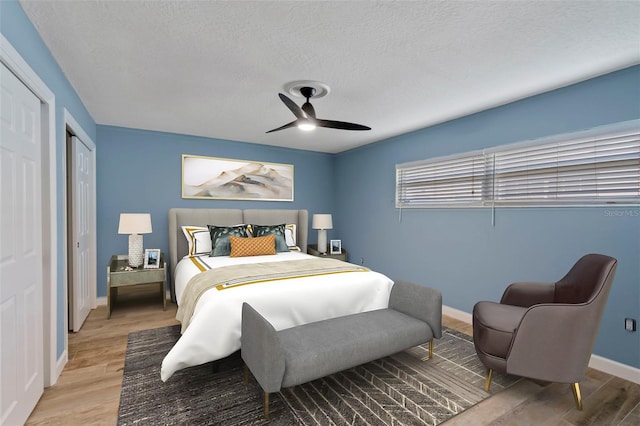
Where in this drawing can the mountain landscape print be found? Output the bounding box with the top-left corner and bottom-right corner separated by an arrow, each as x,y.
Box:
182,155 -> 293,201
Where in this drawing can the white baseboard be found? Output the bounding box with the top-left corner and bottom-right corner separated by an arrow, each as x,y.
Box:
442,304 -> 472,324
589,354 -> 640,385
51,350 -> 68,387
442,304 -> 640,385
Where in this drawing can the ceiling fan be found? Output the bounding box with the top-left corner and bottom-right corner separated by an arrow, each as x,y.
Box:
266,86 -> 371,133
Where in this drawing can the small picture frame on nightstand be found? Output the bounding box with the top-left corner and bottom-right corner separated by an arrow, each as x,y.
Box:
144,249 -> 161,268
330,239 -> 342,255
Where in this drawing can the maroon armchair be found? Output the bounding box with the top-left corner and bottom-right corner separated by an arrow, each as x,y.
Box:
472,254 -> 617,410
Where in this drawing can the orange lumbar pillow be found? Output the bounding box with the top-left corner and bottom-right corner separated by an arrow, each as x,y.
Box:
229,234 -> 276,257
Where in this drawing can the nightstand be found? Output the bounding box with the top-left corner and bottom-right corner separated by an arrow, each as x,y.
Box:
107,254 -> 166,318
307,244 -> 348,262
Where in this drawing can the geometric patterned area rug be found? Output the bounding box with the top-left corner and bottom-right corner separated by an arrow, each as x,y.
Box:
118,325 -> 519,425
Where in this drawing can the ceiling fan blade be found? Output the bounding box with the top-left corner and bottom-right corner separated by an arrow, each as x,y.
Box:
301,102 -> 316,119
316,119 -> 371,131
266,120 -> 298,133
278,93 -> 306,119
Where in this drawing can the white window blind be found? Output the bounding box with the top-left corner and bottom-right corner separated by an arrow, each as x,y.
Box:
494,130 -> 640,204
396,121 -> 640,208
396,152 -> 487,207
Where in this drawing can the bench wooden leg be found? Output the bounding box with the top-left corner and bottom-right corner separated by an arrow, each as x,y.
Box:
264,392 -> 270,419
244,365 -> 269,419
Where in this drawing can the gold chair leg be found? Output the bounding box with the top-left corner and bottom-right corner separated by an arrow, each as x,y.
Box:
428,339 -> 433,360
571,382 -> 583,410
264,392 -> 270,419
484,369 -> 493,392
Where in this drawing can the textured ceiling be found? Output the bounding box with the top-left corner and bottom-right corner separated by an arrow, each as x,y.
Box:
19,0 -> 640,154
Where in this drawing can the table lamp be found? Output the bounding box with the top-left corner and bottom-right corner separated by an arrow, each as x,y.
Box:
312,214 -> 333,254
118,213 -> 152,267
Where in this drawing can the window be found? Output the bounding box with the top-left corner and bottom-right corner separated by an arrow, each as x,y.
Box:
396,152 -> 488,207
396,120 -> 640,208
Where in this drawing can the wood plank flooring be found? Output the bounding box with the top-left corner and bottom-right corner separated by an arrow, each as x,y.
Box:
26,286 -> 179,426
26,287 -> 640,425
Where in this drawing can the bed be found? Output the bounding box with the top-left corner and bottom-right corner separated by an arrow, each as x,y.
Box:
160,208 -> 394,381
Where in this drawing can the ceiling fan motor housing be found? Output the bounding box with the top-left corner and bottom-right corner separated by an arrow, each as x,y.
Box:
300,86 -> 316,100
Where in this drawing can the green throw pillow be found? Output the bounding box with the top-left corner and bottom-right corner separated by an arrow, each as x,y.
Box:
251,224 -> 289,252
208,225 -> 249,256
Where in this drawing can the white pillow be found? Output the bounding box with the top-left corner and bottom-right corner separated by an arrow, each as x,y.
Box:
285,224 -> 300,251
181,226 -> 212,257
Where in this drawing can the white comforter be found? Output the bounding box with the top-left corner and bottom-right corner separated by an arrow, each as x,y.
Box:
160,251 -> 393,381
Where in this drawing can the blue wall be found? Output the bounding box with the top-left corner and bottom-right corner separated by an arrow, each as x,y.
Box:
335,65 -> 640,368
95,126 -> 335,297
4,0 -> 639,373
1,0 -> 97,359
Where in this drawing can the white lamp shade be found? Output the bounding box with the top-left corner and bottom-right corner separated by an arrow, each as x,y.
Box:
118,213 -> 152,235
312,214 -> 333,230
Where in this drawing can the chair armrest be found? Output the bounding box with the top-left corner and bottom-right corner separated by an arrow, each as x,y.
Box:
506,302 -> 600,383
389,280 -> 442,339
500,282 -> 555,307
241,303 -> 286,393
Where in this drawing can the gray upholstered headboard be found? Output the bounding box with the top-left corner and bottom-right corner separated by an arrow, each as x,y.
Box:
168,208 -> 309,298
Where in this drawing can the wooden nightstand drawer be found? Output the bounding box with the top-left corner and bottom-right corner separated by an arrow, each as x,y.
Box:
109,267 -> 165,287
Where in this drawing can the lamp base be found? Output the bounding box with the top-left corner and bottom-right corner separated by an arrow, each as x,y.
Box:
128,234 -> 144,267
317,229 -> 327,254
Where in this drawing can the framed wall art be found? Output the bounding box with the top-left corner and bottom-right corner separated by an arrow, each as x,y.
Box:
182,154 -> 294,201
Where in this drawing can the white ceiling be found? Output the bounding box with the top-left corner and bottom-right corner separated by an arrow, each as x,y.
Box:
19,0 -> 640,154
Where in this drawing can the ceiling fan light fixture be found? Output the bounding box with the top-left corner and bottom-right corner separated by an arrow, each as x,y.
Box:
297,119 -> 316,131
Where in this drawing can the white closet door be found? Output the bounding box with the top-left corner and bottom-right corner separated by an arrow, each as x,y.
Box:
70,135 -> 92,331
0,62 -> 44,425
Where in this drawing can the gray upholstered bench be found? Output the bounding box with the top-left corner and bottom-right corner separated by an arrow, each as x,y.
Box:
241,280 -> 442,418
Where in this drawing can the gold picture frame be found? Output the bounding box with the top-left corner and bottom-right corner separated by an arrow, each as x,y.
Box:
181,154 -> 294,201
